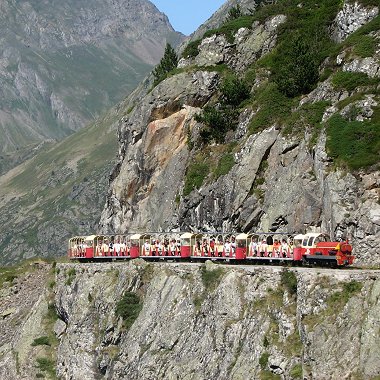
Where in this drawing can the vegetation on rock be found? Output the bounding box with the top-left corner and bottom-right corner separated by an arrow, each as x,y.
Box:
153,43 -> 179,86
115,291 -> 143,329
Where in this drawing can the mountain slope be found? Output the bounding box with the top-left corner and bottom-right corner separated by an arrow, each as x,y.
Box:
0,0 -> 183,173
100,0 -> 380,265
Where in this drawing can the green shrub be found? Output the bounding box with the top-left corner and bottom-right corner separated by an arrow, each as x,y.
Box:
203,15 -> 255,43
353,35 -> 376,57
183,161 -> 209,196
182,39 -> 202,59
36,357 -> 55,376
283,101 -> 329,137
221,75 -> 251,107
214,153 -> 235,178
326,114 -> 380,170
65,268 -> 76,286
115,292 -> 142,330
260,370 -> 281,380
31,336 -> 51,347
280,270 -> 297,295
200,265 -> 224,291
328,280 -> 363,307
249,83 -> 294,134
331,71 -> 376,91
290,364 -> 303,379
259,351 -> 270,369
274,32 -> 319,97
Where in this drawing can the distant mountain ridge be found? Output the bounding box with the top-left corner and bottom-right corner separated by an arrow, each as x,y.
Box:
0,0 -> 184,173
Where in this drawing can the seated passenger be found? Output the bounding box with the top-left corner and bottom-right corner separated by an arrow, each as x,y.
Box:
281,239 -> 289,257
202,239 -> 209,256
224,239 -> 232,257
273,239 -> 281,257
170,239 -> 176,256
249,239 -> 258,257
259,240 -> 267,257
231,236 -> 236,257
102,240 -> 109,256
143,240 -> 151,256
210,238 -> 215,257
114,240 -> 120,256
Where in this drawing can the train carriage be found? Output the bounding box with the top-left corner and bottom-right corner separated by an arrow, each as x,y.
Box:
68,231 -> 354,267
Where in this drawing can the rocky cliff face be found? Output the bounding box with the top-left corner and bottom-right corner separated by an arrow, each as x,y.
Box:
1,261 -> 380,379
0,0 -> 183,174
100,0 -> 380,266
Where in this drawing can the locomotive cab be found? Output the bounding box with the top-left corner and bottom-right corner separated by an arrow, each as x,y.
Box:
301,233 -> 354,266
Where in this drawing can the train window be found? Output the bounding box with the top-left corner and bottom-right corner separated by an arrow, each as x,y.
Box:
307,236 -> 314,246
302,237 -> 308,246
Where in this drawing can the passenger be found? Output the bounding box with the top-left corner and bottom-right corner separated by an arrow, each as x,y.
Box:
156,240 -> 163,256
151,240 -> 157,256
176,239 -> 181,254
143,240 -> 151,256
217,239 -> 224,257
170,239 -> 177,256
210,238 -> 215,257
109,240 -> 114,256
273,239 -> 281,257
96,241 -> 102,256
202,239 -> 209,256
249,239 -> 258,257
266,235 -> 274,257
260,239 -> 267,257
224,239 -> 232,257
102,240 -> 109,256
196,240 -> 201,256
114,240 -> 120,256
231,236 -> 236,257
82,241 -> 87,257
163,239 -> 169,256
281,239 -> 289,258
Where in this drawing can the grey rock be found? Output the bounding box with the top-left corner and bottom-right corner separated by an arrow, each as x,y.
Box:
331,1 -> 379,43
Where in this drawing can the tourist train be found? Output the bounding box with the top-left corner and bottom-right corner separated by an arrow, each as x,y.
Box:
68,231 -> 354,267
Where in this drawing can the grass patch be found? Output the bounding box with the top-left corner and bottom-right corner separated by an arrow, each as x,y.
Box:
280,269 -> 297,296
203,15 -> 255,43
183,159 -> 209,196
326,114 -> 380,170
260,370 -> 281,380
31,336 -> 51,347
331,71 -> 378,92
200,265 -> 225,291
259,351 -> 270,369
249,83 -> 294,134
283,101 -> 329,137
35,357 -> 56,378
214,153 -> 235,178
115,292 -> 143,330
290,364 -> 303,379
65,268 -> 76,286
327,280 -> 363,308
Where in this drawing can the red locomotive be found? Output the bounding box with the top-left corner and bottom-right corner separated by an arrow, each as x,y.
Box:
68,231 -> 354,267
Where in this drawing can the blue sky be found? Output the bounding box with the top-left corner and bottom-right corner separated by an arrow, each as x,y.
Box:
150,0 -> 227,35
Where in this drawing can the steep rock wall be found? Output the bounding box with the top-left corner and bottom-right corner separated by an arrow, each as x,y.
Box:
54,263 -> 380,379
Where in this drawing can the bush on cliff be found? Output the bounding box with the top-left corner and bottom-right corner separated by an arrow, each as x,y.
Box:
116,291 -> 143,329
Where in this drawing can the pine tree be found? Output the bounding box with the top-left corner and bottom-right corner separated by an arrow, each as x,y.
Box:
153,43 -> 178,86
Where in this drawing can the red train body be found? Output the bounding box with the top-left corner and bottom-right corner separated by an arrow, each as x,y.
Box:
68,232 -> 354,267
